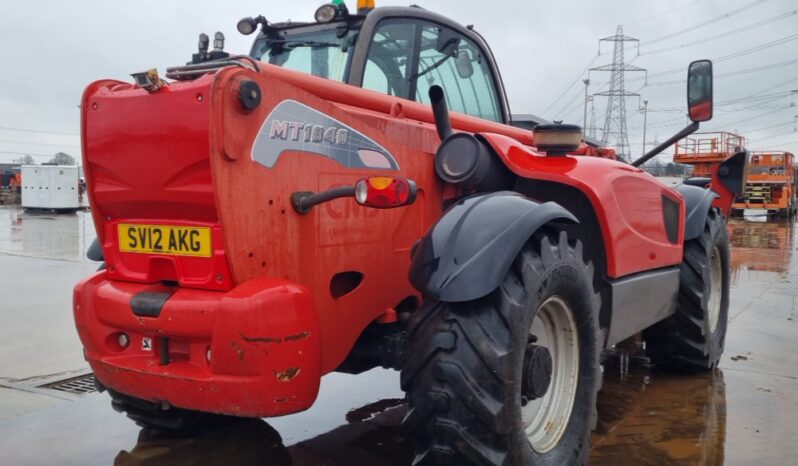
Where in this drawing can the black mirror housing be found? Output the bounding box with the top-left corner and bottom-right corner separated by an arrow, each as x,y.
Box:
632,59 -> 714,167
687,60 -> 713,123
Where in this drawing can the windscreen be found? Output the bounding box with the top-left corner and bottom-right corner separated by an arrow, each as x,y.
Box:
251,25 -> 359,82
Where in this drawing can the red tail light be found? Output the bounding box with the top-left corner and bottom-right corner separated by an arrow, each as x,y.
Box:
355,176 -> 417,209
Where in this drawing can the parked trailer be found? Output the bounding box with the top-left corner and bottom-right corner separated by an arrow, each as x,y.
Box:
732,151 -> 796,217
21,165 -> 81,213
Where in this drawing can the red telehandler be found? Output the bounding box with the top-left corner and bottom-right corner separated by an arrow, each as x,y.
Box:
76,2 -> 747,464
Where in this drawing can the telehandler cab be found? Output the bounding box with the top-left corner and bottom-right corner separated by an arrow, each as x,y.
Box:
76,2 -> 746,464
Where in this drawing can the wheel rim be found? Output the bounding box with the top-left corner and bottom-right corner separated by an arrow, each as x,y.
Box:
522,296 -> 580,453
707,245 -> 723,333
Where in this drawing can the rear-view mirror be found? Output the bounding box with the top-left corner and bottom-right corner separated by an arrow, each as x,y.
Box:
455,50 -> 474,79
687,59 -> 713,122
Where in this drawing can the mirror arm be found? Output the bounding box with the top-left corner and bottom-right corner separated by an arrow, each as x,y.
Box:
292,186 -> 356,214
630,121 -> 700,168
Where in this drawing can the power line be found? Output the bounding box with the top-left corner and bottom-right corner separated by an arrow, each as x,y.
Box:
645,58 -> 798,87
641,9 -> 797,56
717,91 -> 797,106
542,54 -> 602,115
623,0 -> 705,27
647,116 -> 690,129
631,33 -> 798,82
707,78 -> 798,124
745,119 -> 797,134
751,128 -> 797,143
719,106 -> 792,130
643,97 -> 794,132
725,105 -> 794,111
0,150 -> 58,158
554,78 -> 611,119
0,125 -> 78,136
643,0 -> 772,46
753,139 -> 798,150
654,75 -> 798,117
716,33 -> 798,63
543,6 -> 784,124
0,139 -> 80,148
557,56 -> 644,120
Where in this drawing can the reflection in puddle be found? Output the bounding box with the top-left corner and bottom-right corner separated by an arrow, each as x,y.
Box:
110,360 -> 727,466
115,420 -> 291,466
0,206 -> 96,261
592,362 -> 725,465
728,218 -> 794,278
115,402 -> 412,466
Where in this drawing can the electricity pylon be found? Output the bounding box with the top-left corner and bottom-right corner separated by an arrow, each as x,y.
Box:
590,26 -> 646,162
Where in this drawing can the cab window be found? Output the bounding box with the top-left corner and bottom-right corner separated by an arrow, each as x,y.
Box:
363,19 -> 503,122
252,26 -> 358,82
363,19 -> 417,99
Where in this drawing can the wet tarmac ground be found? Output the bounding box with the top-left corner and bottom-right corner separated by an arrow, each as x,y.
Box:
1,206 -> 798,465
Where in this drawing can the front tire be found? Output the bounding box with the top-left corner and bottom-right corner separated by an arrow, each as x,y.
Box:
402,228 -> 601,466
644,208 -> 730,371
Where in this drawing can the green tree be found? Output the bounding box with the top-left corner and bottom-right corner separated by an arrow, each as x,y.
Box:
49,152 -> 76,165
12,155 -> 35,165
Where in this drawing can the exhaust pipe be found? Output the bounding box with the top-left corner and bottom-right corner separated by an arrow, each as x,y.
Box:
428,85 -> 512,192
429,86 -> 453,142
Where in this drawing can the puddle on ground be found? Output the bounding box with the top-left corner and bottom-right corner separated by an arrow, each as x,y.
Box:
728,218 -> 794,279
591,351 -> 726,465
0,358 -> 747,466
1,214 -> 796,465
97,363 -> 733,466
0,206 -> 96,261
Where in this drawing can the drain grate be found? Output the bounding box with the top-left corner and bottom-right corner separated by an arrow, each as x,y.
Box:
40,373 -> 97,395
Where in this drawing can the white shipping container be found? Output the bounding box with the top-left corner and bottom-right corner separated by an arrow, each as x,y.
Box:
21,165 -> 81,211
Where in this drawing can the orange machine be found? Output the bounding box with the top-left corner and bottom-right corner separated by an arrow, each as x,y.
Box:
732,151 -> 796,216
674,131 -> 746,177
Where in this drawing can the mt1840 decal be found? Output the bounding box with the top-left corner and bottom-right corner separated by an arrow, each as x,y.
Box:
251,100 -> 399,171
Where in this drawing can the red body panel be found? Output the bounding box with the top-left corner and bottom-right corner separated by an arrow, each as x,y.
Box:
482,133 -> 685,277
74,272 -> 321,416
81,77 -> 233,291
709,164 -> 739,217
76,63 -> 686,417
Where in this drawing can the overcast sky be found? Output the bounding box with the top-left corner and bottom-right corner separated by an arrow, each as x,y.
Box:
1,0 -> 796,164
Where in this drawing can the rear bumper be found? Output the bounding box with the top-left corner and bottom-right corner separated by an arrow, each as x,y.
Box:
73,273 -> 321,417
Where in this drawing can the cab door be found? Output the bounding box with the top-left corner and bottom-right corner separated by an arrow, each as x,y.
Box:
350,13 -> 508,124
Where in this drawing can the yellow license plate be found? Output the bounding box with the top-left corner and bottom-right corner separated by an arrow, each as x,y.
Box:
118,224 -> 212,257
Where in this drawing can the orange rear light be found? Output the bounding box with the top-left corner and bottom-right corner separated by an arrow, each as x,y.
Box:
367,176 -> 394,190
355,176 -> 417,209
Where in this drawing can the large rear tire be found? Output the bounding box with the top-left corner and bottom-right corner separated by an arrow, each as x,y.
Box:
402,228 -> 601,466
644,208 -> 730,371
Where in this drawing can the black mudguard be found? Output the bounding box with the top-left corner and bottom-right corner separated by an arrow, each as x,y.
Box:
718,150 -> 748,197
409,191 -> 577,303
87,238 -> 104,262
675,184 -> 718,241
